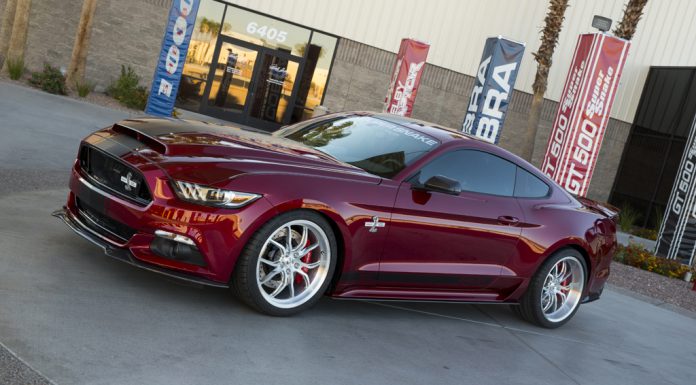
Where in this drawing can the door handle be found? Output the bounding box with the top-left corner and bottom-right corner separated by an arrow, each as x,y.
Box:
497,216 -> 520,226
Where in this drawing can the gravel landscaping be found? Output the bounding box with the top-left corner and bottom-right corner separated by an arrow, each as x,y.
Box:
0,344 -> 51,385
609,261 -> 696,314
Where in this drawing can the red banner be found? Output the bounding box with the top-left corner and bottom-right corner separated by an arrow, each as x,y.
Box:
384,38 -> 430,117
541,33 -> 630,197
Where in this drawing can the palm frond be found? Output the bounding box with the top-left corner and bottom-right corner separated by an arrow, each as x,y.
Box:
613,0 -> 649,40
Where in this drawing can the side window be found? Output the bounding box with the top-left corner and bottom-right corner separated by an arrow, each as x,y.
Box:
416,150 -> 516,196
514,167 -> 550,198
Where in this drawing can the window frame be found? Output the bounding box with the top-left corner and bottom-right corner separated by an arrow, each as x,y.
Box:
513,165 -> 552,200
408,148 -> 552,199
407,149 -> 516,198
279,115 -> 442,179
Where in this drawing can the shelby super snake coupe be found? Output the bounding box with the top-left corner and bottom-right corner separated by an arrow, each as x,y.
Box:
54,112 -> 617,328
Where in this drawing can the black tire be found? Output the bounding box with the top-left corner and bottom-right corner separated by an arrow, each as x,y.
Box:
514,249 -> 587,328
231,210 -> 337,316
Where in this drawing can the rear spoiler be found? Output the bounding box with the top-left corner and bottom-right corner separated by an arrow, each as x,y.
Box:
576,196 -> 619,220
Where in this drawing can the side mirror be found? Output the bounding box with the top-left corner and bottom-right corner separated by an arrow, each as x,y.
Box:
421,175 -> 461,195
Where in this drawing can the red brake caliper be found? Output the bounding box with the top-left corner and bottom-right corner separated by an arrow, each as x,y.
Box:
560,264 -> 569,296
295,237 -> 312,286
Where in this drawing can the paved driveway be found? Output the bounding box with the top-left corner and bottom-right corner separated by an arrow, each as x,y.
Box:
1,81 -> 695,385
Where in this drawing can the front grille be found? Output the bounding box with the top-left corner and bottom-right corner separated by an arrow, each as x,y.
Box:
76,197 -> 137,242
79,145 -> 152,205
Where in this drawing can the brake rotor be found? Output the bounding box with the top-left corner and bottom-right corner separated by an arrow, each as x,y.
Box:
259,227 -> 302,289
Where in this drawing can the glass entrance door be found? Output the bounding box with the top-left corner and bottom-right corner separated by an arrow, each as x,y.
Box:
247,50 -> 301,130
178,2 -> 339,131
202,39 -> 259,119
199,38 -> 301,130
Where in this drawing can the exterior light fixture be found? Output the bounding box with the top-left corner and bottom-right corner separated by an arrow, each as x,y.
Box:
592,15 -> 612,33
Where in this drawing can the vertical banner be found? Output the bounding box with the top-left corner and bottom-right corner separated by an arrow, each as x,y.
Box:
384,38 -> 430,117
461,37 -> 525,144
655,115 -> 696,266
145,0 -> 199,117
541,33 -> 630,197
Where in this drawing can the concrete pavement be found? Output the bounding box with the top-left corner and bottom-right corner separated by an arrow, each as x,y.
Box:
1,81 -> 695,385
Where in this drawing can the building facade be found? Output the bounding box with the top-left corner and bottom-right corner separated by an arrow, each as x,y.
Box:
1,0 -> 695,214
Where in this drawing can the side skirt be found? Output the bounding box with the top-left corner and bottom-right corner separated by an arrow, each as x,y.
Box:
331,288 -> 506,303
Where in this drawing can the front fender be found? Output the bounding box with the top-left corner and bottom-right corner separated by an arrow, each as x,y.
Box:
222,172 -> 397,290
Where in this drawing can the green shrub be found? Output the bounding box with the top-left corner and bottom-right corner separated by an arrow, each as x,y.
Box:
6,58 -> 25,80
614,244 -> 692,279
630,227 -> 657,241
618,204 -> 639,232
74,80 -> 94,97
29,63 -> 66,95
612,245 -> 625,263
653,206 -> 664,233
106,65 -> 148,110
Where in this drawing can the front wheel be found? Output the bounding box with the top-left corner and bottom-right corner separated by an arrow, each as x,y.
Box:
515,249 -> 587,328
232,211 -> 337,316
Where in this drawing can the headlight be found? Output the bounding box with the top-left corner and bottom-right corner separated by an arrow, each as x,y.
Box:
172,180 -> 261,208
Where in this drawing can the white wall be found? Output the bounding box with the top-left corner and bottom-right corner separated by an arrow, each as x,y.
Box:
227,0 -> 696,123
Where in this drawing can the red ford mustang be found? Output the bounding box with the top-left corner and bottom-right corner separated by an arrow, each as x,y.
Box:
54,112 -> 617,328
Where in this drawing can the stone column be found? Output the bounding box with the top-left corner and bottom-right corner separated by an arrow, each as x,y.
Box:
66,0 -> 98,87
0,0 -> 18,66
1,0 -> 31,74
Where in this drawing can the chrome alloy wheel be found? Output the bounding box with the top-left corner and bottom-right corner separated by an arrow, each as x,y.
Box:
540,256 -> 585,323
256,220 -> 331,309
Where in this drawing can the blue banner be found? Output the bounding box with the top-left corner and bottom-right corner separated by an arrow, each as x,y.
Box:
145,0 -> 199,117
461,37 -> 525,144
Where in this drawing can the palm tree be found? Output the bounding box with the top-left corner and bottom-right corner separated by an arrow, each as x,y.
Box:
614,0 -> 649,40
0,0 -> 18,66
66,0 -> 98,87
198,18 -> 230,64
294,43 -> 325,60
0,0 -> 31,75
199,17 -> 221,36
300,121 -> 353,147
520,0 -> 570,162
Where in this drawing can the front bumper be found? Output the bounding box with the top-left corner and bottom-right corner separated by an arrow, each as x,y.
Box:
52,207 -> 229,288
55,156 -> 276,286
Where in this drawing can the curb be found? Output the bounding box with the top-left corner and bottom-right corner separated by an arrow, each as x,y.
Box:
0,340 -> 57,385
606,284 -> 696,321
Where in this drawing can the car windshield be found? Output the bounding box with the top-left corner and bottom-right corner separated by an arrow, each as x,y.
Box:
276,116 -> 440,178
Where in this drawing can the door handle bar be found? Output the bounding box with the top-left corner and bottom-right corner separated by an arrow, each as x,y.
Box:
497,216 -> 520,226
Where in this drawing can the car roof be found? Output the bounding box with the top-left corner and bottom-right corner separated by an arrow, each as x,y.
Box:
364,112 -> 483,145
360,112 -> 556,185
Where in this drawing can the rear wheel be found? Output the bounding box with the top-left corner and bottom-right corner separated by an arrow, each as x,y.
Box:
515,249 -> 586,328
232,211 -> 337,316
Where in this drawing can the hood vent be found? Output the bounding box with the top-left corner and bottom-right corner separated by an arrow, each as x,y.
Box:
112,124 -> 168,154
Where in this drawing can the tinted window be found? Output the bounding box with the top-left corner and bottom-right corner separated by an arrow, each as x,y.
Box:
278,116 -> 439,178
416,150 -> 516,196
514,167 -> 550,198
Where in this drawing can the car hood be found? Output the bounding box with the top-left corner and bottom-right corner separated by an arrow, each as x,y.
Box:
99,118 -> 379,186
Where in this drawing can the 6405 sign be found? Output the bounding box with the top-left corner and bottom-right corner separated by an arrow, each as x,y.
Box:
246,22 -> 288,43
